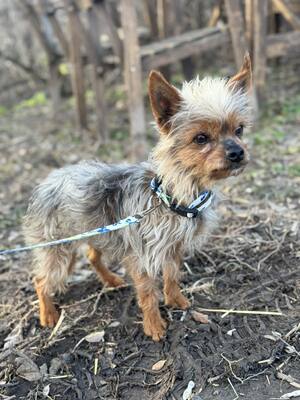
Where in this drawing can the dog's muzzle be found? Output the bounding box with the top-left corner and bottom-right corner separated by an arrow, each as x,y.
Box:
224,139 -> 244,164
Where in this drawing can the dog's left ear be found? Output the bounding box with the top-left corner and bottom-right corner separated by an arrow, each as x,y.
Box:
228,52 -> 252,92
148,70 -> 182,134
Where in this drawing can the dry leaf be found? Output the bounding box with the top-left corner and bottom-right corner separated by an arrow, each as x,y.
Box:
108,321 -> 120,328
151,359 -> 166,371
280,390 -> 300,399
16,356 -> 41,382
73,330 -> 105,351
49,358 -> 62,376
85,331 -> 105,343
191,310 -> 210,324
4,324 -> 23,349
43,384 -> 50,396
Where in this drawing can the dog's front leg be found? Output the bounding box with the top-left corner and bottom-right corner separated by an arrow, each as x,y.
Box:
163,257 -> 191,310
125,257 -> 166,341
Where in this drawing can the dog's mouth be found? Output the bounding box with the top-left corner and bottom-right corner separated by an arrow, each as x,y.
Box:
229,164 -> 246,176
229,161 -> 247,173
210,161 -> 248,179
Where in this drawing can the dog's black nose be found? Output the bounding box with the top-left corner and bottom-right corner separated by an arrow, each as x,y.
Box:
224,139 -> 244,163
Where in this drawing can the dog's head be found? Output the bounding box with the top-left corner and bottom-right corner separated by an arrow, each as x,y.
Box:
149,54 -> 252,196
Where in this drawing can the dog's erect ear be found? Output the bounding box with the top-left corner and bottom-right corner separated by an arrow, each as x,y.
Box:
148,70 -> 182,134
228,52 -> 252,92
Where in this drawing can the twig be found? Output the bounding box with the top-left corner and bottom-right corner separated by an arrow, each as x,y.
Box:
276,372 -> 300,389
285,322 -> 300,339
94,357 -> 99,375
257,231 -> 287,271
48,309 -> 66,341
221,354 -> 243,383
197,308 -> 284,316
228,377 -> 239,400
60,284 -> 129,309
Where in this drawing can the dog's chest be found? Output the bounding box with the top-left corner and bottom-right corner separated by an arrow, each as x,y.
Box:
182,206 -> 218,243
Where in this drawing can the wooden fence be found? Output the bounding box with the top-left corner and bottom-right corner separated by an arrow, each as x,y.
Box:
17,0 -> 300,159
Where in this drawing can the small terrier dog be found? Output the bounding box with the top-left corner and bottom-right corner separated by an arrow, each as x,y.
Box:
24,54 -> 252,341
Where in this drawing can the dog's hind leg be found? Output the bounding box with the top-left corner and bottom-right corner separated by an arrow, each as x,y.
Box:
34,277 -> 59,328
87,246 -> 124,287
33,246 -> 75,328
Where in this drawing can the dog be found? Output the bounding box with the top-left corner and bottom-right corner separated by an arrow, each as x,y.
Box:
24,54 -> 252,341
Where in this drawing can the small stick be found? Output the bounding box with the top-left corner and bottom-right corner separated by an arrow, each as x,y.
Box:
197,308 -> 284,316
94,357 -> 99,375
276,372 -> 300,389
221,308 -> 235,318
285,322 -> 300,339
61,284 -> 129,309
48,309 -> 66,341
228,377 -> 239,400
48,374 -> 73,379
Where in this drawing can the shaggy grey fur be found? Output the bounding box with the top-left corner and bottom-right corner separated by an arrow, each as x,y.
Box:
24,160 -> 218,294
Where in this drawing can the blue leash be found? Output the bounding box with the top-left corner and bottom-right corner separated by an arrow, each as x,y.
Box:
0,179 -> 214,257
0,198 -> 159,257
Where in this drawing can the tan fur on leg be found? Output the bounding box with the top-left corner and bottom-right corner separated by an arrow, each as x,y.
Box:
163,257 -> 190,310
87,247 -> 124,287
125,257 -> 166,341
34,278 -> 59,328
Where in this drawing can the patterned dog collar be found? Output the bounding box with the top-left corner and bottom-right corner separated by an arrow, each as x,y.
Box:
150,177 -> 214,218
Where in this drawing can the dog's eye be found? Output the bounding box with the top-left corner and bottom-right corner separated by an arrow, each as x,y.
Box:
235,125 -> 244,138
194,133 -> 208,145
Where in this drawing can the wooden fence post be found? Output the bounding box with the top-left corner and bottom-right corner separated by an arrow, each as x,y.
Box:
120,0 -> 147,161
81,0 -> 108,142
64,0 -> 87,132
225,0 -> 259,119
224,0 -> 248,68
253,0 -> 268,103
95,1 -> 123,64
20,0 -> 62,114
245,0 -> 254,55
40,0 -> 69,58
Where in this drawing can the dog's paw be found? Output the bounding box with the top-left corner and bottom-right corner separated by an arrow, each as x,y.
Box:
143,315 -> 167,342
40,307 -> 60,328
165,291 -> 191,310
105,273 -> 125,288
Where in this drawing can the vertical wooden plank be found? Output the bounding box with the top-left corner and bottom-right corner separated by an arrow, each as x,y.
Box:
208,0 -> 222,27
253,0 -> 268,102
95,1 -> 123,64
21,0 -> 62,114
120,0 -> 147,161
64,0 -> 87,131
158,0 -> 175,79
83,1 -> 108,142
224,0 -> 248,68
143,0 -> 158,38
173,0 -> 196,80
245,0 -> 254,55
38,0 -> 69,57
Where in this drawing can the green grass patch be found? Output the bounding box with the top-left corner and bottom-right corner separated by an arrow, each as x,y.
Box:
253,133 -> 272,146
288,164 -> 300,177
0,105 -> 7,116
271,162 -> 285,174
111,129 -> 129,141
15,91 -> 47,110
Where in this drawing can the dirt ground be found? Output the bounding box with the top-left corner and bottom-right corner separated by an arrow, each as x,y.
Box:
0,93 -> 299,400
